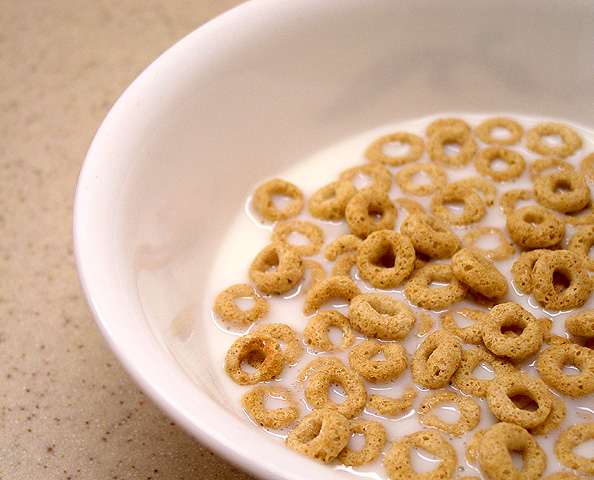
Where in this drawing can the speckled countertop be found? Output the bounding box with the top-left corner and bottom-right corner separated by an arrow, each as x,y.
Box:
0,1 -> 258,478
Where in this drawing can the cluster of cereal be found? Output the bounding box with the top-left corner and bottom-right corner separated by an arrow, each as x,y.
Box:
213,116 -> 594,480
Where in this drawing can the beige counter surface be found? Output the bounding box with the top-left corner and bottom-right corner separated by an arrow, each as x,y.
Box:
0,1 -> 259,478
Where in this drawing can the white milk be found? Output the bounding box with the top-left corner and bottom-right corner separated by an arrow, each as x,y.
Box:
201,113 -> 594,479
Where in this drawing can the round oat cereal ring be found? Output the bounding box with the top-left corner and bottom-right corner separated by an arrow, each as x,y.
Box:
301,259 -> 326,292
452,346 -> 515,397
533,169 -> 591,214
339,162 -> 392,192
416,311 -> 433,337
324,234 -> 362,261
336,419 -> 387,467
430,184 -> 486,226
462,227 -> 515,260
332,253 -> 357,278
475,146 -> 526,182
499,188 -> 532,216
365,131 -> 424,166
395,197 -> 426,215
224,333 -> 284,385
400,213 -> 461,259
356,230 -> 416,289
426,117 -> 472,137
348,293 -> 416,340
271,220 -> 324,257
308,180 -> 357,220
304,310 -> 355,352
580,151 -> 594,181
530,157 -> 575,180
478,422 -> 547,480
505,205 -> 565,249
526,122 -> 582,158
252,178 -> 304,222
482,302 -> 543,360
286,408 -> 350,463
345,188 -> 398,238
531,249 -> 591,310
251,323 -> 303,364
348,340 -> 408,382
564,199 -> 594,226
404,263 -> 469,310
418,391 -> 481,437
440,309 -> 487,345
486,373 -> 553,429
395,162 -> 447,196
567,225 -> 594,271
451,248 -> 509,299
241,385 -> 299,429
303,275 -> 361,315
384,429 -> 457,480
368,387 -> 417,417
528,393 -> 566,436
565,309 -> 594,338
411,329 -> 462,389
554,423 -> 594,475
510,249 -> 549,295
295,356 -> 346,387
536,343 -> 594,397
248,242 -> 305,295
213,283 -> 269,326
453,177 -> 498,206
474,116 -> 524,146
303,363 -> 367,419
427,122 -> 478,168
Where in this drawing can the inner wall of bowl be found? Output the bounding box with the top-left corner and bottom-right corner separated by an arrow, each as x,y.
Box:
114,0 -> 594,410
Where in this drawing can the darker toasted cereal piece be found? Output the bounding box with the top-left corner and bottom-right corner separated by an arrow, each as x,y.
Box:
451,248 -> 508,299
531,249 -> 591,311
565,309 -> 594,338
224,333 -> 284,385
452,346 -> 515,397
533,169 -> 591,214
404,263 -> 468,310
303,275 -> 361,315
242,385 -> 299,429
271,220 -> 324,256
348,293 -> 415,340
248,242 -> 305,295
345,188 -> 398,238
303,362 -> 367,419
411,329 -> 462,389
567,225 -> 594,271
482,302 -> 543,361
536,343 -> 594,397
475,146 -> 526,182
365,131 -> 424,166
474,116 -> 524,146
356,230 -> 416,290
286,408 -> 350,463
418,391 -> 480,437
427,123 -> 477,168
368,387 -> 417,417
308,180 -> 357,220
526,121 -> 582,158
252,178 -> 303,222
430,183 -> 486,226
395,162 -> 447,196
486,372 -> 553,429
303,310 -> 355,352
506,205 -> 565,249
384,430 -> 457,480
478,422 -> 546,480
336,419 -> 387,467
213,283 -> 269,326
400,212 -> 461,259
348,340 -> 408,383
554,423 -> 594,475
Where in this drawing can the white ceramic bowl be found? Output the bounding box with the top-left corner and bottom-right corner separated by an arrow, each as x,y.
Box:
74,1 -> 594,479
